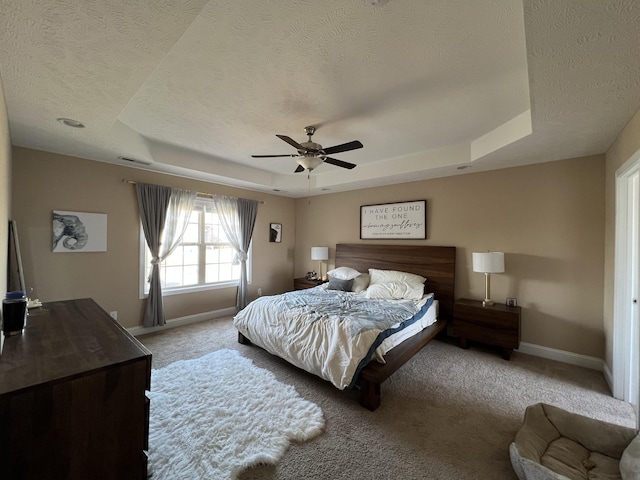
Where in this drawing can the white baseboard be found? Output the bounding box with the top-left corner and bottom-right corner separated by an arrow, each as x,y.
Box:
602,362 -> 614,392
127,307 -> 237,337
517,342 -> 604,371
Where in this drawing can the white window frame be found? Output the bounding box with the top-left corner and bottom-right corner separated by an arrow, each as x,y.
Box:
138,201 -> 252,299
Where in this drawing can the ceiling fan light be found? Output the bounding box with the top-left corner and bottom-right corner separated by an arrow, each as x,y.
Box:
297,156 -> 324,171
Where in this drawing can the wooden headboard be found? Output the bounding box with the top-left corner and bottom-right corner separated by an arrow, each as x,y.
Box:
335,244 -> 456,321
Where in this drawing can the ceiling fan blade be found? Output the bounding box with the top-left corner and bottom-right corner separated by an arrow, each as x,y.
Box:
251,154 -> 297,158
294,165 -> 305,173
324,157 -> 356,170
322,140 -> 363,155
276,134 -> 306,151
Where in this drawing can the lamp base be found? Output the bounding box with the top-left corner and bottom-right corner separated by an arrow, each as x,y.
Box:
482,273 -> 493,307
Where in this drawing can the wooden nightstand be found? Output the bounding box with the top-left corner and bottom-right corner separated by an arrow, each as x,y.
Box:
294,277 -> 326,290
452,298 -> 521,360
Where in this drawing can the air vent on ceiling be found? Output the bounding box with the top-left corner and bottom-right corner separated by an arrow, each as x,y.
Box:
117,156 -> 152,166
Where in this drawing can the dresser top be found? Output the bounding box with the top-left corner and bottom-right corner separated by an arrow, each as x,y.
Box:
0,298 -> 151,395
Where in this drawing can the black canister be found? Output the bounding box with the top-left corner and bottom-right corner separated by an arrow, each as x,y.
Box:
2,291 -> 27,336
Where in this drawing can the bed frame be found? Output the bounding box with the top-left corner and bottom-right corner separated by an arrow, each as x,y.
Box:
238,243 -> 456,411
335,244 -> 456,410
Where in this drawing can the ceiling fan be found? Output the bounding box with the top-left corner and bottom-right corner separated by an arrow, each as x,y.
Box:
252,126 -> 363,173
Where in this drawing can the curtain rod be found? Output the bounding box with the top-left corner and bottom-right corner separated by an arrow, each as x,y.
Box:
122,179 -> 265,204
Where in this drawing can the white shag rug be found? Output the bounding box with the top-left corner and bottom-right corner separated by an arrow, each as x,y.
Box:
147,349 -> 325,479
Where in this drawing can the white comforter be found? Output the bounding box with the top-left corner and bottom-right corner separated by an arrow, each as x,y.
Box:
233,286 -> 434,390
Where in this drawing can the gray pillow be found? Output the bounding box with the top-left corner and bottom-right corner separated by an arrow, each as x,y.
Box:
327,277 -> 353,291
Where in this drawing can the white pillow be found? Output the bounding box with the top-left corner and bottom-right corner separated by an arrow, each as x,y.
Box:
351,273 -> 370,293
368,268 -> 426,286
365,281 -> 424,301
327,266 -> 361,280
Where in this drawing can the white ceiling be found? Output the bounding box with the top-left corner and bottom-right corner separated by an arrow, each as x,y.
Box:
2,0 -> 639,197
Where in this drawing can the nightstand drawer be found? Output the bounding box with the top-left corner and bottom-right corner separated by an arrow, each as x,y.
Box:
453,320 -> 519,349
454,303 -> 518,330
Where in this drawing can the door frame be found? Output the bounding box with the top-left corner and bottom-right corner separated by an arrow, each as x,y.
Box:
612,149 -> 640,420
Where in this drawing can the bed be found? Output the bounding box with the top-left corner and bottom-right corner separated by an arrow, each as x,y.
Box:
234,243 -> 456,410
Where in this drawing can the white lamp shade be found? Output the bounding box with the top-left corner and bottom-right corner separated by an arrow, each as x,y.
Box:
472,252 -> 505,273
311,246 -> 329,261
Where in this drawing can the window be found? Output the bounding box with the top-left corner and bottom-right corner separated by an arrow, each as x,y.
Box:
140,199 -> 250,296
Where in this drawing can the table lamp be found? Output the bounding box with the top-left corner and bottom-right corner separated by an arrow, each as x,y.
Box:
311,246 -> 329,280
472,251 -> 505,306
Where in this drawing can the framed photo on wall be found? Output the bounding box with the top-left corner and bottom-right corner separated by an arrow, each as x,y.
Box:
360,200 -> 426,240
269,223 -> 282,243
52,210 -> 108,252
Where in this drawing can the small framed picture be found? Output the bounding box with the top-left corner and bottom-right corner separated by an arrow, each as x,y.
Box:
269,223 -> 282,243
506,298 -> 517,307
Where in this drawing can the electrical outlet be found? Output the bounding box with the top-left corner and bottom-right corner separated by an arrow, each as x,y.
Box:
257,288 -> 262,297
506,298 -> 517,307
109,311 -> 118,320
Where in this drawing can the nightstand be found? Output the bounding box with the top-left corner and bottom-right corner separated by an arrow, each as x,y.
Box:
452,298 -> 521,360
293,277 -> 326,290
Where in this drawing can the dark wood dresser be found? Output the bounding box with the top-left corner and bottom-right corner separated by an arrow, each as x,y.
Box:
0,298 -> 152,480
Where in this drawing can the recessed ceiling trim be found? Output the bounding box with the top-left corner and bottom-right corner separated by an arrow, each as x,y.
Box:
470,110 -> 532,161
117,155 -> 152,166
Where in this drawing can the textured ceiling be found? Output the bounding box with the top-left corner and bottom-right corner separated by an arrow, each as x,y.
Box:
1,0 -> 639,197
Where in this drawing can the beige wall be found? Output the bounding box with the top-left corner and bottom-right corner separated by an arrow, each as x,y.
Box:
11,147 -> 296,328
604,107 -> 640,367
295,156 -> 606,358
9,144 -> 611,357
0,74 -> 10,300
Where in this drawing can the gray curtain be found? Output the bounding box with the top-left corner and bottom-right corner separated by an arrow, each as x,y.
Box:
136,183 -> 196,327
211,195 -> 258,310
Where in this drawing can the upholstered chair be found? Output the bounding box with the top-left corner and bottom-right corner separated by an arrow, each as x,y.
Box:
510,403 -> 640,480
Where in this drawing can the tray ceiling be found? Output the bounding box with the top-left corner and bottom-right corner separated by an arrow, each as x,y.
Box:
1,0 -> 639,196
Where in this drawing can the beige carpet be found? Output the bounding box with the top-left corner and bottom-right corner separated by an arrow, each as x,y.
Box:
139,317 -> 635,480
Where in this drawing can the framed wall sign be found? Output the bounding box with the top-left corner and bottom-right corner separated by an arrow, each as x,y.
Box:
360,200 -> 426,240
